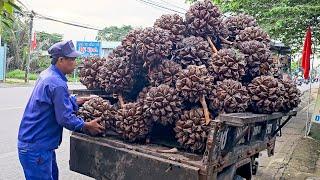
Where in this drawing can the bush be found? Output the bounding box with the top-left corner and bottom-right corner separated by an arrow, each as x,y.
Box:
6,69 -> 38,80
30,56 -> 51,73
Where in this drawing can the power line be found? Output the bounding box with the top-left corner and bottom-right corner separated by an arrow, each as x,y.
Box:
18,1 -> 185,32
14,2 -> 102,31
16,0 -> 30,11
145,0 -> 185,12
141,1 -> 172,13
137,0 -> 184,14
145,0 -> 185,14
34,12 -> 102,31
137,1 -> 170,14
157,0 -> 187,11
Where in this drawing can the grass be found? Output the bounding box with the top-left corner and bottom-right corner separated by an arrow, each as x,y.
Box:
6,69 -> 38,80
4,78 -> 36,86
6,69 -> 80,82
67,74 -> 80,82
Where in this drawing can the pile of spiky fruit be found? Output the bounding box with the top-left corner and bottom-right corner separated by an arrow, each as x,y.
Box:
77,0 -> 300,153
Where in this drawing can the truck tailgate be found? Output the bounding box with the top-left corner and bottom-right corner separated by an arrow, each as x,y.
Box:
70,133 -> 201,180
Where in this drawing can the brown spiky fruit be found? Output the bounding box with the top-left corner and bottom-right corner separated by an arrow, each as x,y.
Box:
148,60 -> 182,87
136,27 -> 173,67
280,79 -> 301,112
269,64 -> 282,78
223,14 -> 257,41
176,65 -> 214,103
173,36 -> 212,68
115,102 -> 151,142
208,80 -> 250,113
108,29 -> 145,72
174,108 -> 212,152
238,40 -> 273,79
185,0 -> 225,37
108,45 -> 130,61
237,27 -> 270,46
79,58 -> 105,89
136,86 -> 151,106
77,97 -> 115,130
108,29 -> 141,60
97,57 -> 135,94
247,76 -> 285,114
143,84 -> 182,126
208,48 -> 246,81
154,14 -> 186,44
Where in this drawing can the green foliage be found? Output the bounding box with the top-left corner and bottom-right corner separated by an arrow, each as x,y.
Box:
186,0 -> 320,52
36,31 -> 63,50
6,67 -> 80,82
96,25 -> 133,41
290,60 -> 298,71
66,74 -> 79,82
29,55 -> 51,73
2,14 -> 29,70
6,69 -> 38,80
0,0 -> 21,31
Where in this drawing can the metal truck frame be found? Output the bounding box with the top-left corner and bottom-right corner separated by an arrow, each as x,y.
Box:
69,89 -> 297,180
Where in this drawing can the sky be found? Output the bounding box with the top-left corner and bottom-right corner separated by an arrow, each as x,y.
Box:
19,0 -> 190,42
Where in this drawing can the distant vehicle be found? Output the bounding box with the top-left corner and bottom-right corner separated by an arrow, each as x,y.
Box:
296,76 -> 303,86
312,76 -> 319,83
296,80 -> 302,86
305,79 -> 310,84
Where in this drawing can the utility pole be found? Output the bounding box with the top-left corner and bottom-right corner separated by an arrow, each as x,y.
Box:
25,11 -> 34,83
305,15 -> 319,137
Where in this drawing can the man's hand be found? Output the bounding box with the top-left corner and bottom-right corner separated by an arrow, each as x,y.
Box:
83,118 -> 105,136
76,95 -> 99,105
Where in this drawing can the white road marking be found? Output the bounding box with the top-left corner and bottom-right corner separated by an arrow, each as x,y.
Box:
0,107 -> 24,111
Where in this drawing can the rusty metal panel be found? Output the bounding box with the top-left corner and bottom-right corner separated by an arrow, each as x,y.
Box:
69,89 -> 113,99
219,110 -> 296,125
70,134 -> 200,180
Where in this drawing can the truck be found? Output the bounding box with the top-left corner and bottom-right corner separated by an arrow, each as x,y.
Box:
69,89 -> 297,180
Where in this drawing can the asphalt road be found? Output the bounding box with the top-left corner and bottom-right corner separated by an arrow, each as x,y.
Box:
0,84 -> 92,180
0,82 -> 319,180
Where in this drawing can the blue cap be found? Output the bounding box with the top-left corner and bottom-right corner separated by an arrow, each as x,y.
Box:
48,40 -> 81,58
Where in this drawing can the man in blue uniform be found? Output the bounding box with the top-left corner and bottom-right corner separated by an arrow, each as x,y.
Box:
17,40 -> 104,180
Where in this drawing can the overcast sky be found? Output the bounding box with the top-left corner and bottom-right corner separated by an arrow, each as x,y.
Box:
19,0 -> 190,42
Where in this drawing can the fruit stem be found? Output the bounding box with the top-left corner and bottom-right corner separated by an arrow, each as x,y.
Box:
219,36 -> 233,45
206,36 -> 218,54
200,95 -> 211,125
118,94 -> 125,109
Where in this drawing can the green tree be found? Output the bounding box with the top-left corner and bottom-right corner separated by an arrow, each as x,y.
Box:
186,0 -> 320,52
36,31 -> 63,50
290,60 -> 298,72
2,13 -> 29,70
29,32 -> 63,72
96,25 -> 133,41
0,0 -> 21,31
1,17 -> 64,71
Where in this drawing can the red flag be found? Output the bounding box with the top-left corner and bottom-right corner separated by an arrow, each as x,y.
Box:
301,27 -> 312,79
31,32 -> 37,50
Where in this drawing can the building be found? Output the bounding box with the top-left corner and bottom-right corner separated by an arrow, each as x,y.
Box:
270,40 -> 292,76
101,41 -> 121,58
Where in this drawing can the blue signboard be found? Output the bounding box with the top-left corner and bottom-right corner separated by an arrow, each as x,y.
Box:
0,46 -> 6,81
76,41 -> 101,57
312,89 -> 320,124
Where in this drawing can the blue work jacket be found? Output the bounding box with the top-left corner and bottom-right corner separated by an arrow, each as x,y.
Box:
18,65 -> 84,151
